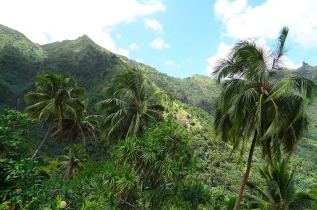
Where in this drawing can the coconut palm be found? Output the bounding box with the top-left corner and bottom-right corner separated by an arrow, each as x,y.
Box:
97,69 -> 170,145
52,101 -> 98,145
53,102 -> 98,180
212,27 -> 317,209
58,144 -> 89,179
246,160 -> 313,209
25,72 -> 85,158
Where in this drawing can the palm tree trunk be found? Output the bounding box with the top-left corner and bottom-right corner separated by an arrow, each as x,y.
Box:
234,130 -> 257,210
63,144 -> 75,180
31,126 -> 51,159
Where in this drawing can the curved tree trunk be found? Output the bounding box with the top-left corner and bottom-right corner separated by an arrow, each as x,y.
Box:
31,126 -> 51,159
233,131 -> 257,210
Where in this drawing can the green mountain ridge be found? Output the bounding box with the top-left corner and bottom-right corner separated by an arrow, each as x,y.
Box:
1,24 -> 317,116
0,25 -> 219,114
1,25 -> 317,207
0,24 -> 46,62
0,25 -> 47,108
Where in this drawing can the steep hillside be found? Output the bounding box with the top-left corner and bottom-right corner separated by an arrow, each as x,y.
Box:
39,35 -> 123,107
0,24 -> 46,62
1,25 -> 317,199
0,27 -> 217,114
0,25 -> 316,119
0,25 -> 46,108
40,37 -> 218,113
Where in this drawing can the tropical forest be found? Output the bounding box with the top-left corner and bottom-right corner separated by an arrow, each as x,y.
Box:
1,16 -> 317,210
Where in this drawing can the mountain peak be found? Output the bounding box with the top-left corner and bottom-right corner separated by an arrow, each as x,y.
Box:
301,61 -> 308,67
77,34 -> 94,43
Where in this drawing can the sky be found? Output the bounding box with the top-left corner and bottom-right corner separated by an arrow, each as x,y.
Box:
1,0 -> 317,78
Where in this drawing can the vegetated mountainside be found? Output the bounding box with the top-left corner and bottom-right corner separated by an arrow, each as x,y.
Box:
0,25 -> 317,193
0,25 -> 218,114
40,36 -> 219,113
0,24 -> 46,62
40,35 -> 122,108
0,25 -> 46,108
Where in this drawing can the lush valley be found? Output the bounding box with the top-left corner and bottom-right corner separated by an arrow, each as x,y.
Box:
1,24 -> 317,209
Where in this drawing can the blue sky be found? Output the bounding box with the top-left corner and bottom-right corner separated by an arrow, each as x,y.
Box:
1,0 -> 317,78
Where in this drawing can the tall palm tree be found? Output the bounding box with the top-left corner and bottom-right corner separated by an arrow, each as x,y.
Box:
53,102 -> 98,180
212,27 -> 317,209
58,144 -> 89,180
97,69 -> 170,145
52,101 -> 98,145
25,72 -> 85,158
246,160 -> 313,209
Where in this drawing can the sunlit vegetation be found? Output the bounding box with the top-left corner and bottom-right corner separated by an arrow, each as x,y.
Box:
1,24 -> 317,209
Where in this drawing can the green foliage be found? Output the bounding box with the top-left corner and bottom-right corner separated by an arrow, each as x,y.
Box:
58,145 -> 89,180
0,109 -> 34,158
0,109 -> 45,207
213,27 -> 317,208
246,160 -> 313,209
112,119 -> 206,209
25,71 -> 85,128
1,25 -> 317,210
24,71 -> 94,158
98,69 -> 168,145
0,25 -> 46,108
0,25 -> 46,62
22,161 -> 122,209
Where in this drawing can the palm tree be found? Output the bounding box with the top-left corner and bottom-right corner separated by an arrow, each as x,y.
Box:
246,160 -> 313,209
97,69 -> 170,145
25,72 -> 85,158
212,27 -> 317,209
58,144 -> 89,179
53,102 -> 98,180
52,101 -> 98,145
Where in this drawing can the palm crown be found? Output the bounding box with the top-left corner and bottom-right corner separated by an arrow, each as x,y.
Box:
98,69 -> 170,145
25,72 -> 86,158
246,160 -> 313,209
25,71 -> 85,129
213,27 -> 317,209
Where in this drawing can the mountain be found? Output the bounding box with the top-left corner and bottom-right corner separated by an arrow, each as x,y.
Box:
40,35 -> 219,113
0,25 -> 47,108
0,26 -> 218,114
1,24 -> 317,117
0,24 -> 46,62
1,24 -> 317,194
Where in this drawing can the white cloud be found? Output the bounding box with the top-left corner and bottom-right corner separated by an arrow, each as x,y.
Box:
0,0 -> 166,54
214,0 -> 317,48
214,0 -> 247,21
206,42 -> 232,74
145,19 -> 163,33
164,60 -> 180,68
118,48 -> 129,57
281,56 -> 301,69
129,43 -> 141,50
150,38 -> 170,49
